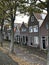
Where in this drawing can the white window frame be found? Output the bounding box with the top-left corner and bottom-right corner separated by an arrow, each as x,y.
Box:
22,28 -> 26,32
33,25 -> 38,32
29,26 -> 33,33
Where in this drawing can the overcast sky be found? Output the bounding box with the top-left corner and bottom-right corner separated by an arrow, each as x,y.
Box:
14,14 -> 29,23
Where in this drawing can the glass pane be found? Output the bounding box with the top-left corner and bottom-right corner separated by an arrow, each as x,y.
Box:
29,26 -> 33,32
22,28 -> 26,32
33,25 -> 38,32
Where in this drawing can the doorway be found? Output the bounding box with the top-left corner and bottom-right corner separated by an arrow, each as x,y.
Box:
42,37 -> 46,49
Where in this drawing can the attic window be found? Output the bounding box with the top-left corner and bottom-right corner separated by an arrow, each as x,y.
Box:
31,16 -> 34,22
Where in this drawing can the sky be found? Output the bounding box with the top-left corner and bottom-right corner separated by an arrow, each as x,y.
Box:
14,0 -> 47,23
14,14 -> 29,23
14,11 -> 47,23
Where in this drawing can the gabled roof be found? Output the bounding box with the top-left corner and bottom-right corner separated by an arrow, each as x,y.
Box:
20,22 -> 27,28
14,23 -> 21,30
14,13 -> 47,29
28,13 -> 39,26
33,13 -> 47,27
34,13 -> 43,20
40,14 -> 48,28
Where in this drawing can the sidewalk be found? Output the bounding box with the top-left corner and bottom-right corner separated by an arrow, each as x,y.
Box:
0,50 -> 18,65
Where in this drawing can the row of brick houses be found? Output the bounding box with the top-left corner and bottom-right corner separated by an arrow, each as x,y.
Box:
14,13 -> 48,50
40,14 -> 48,50
3,13 -> 48,50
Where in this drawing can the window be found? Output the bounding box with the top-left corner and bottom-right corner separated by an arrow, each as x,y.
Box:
16,35 -> 18,41
29,26 -> 33,33
23,36 -> 25,42
46,23 -> 48,30
16,35 -> 20,43
33,25 -> 38,32
22,28 -> 26,32
31,16 -> 34,22
34,36 -> 39,44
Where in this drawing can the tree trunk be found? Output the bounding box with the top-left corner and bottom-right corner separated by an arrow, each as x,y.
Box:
0,19 -> 4,47
10,19 -> 14,53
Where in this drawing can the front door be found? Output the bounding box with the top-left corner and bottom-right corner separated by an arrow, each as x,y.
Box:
30,37 -> 33,45
43,40 -> 45,49
42,37 -> 46,49
26,36 -> 28,45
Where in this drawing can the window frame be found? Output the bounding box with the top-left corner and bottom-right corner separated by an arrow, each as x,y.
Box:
29,26 -> 33,33
33,25 -> 38,32
22,28 -> 26,32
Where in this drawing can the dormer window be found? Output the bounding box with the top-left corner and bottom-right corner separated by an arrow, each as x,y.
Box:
29,26 -> 33,33
22,28 -> 26,32
33,25 -> 38,32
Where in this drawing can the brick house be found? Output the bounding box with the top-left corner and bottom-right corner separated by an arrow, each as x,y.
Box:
27,13 -> 39,47
14,23 -> 21,43
3,25 -> 11,41
40,14 -> 48,50
2,13 -> 47,50
20,22 -> 28,45
20,13 -> 40,47
20,13 -> 47,49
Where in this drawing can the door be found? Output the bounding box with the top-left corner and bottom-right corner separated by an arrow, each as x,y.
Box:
42,37 -> 46,49
30,37 -> 33,45
26,36 -> 28,45
43,40 -> 45,49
